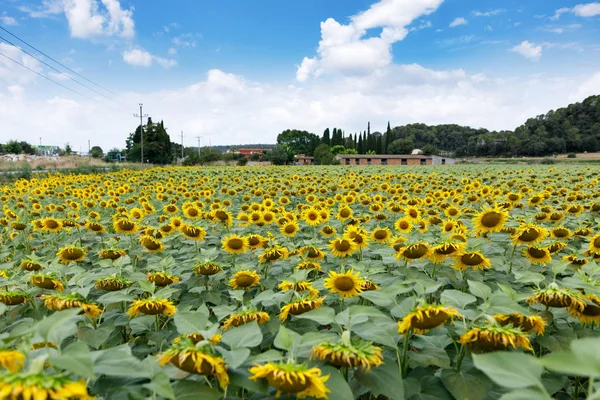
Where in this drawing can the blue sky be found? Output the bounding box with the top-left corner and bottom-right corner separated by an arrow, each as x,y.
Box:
1,0 -> 599,151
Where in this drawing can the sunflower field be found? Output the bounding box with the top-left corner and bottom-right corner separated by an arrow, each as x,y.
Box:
0,165 -> 600,400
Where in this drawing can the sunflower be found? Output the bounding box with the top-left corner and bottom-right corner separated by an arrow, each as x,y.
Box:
212,210 -> 233,227
163,204 -> 179,214
472,204 -> 508,234
324,269 -> 363,299
546,242 -> 568,254
0,351 -> 25,372
183,206 -> 202,219
0,292 -> 27,306
394,217 -> 413,233
459,325 -> 532,353
312,337 -> 383,371
296,261 -> 322,271
328,237 -> 358,258
493,313 -> 545,334
320,225 -> 337,237
0,374 -> 92,400
222,234 -> 249,254
429,242 -> 465,264
244,234 -> 267,250
30,274 -> 64,291
95,276 -> 131,291
113,218 -> 138,234
523,246 -> 553,266
587,233 -> 600,255
280,221 -> 300,237
148,272 -> 180,286
56,246 -> 86,263
42,294 -> 102,319
370,227 -> 392,243
249,362 -> 329,399
180,224 -> 206,241
395,242 -> 431,261
98,248 -> 127,260
562,254 -> 589,268
344,226 -> 369,249
279,296 -> 325,320
159,342 -> 229,390
40,217 -> 62,233
229,270 -> 260,290
568,294 -> 600,325
336,206 -> 353,221
398,304 -> 461,334
128,298 -> 177,317
139,235 -> 165,252
279,281 -> 319,297
221,310 -> 271,330
259,246 -> 289,263
174,333 -> 222,346
194,262 -> 223,276
300,246 -> 326,261
453,250 -> 492,271
512,224 -> 548,246
19,259 -> 42,272
526,283 -> 586,311
551,227 -> 572,240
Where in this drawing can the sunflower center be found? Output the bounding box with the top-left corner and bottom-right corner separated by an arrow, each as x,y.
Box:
334,277 -> 356,292
518,229 -> 540,242
480,212 -> 502,227
399,222 -> 409,229
144,240 -> 161,250
594,237 -> 600,248
411,310 -> 448,329
403,244 -> 428,259
285,225 -> 296,234
187,209 -> 199,217
553,229 -> 569,238
409,210 -> 418,218
436,244 -> 459,255
228,239 -> 244,250
461,253 -> 484,266
374,230 -> 387,240
236,275 -> 255,287
335,240 -> 351,252
45,220 -> 59,229
527,247 -> 548,259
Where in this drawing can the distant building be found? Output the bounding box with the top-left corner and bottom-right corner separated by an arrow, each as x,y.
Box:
295,154 -> 313,165
411,149 -> 423,155
335,154 -> 455,166
238,148 -> 266,158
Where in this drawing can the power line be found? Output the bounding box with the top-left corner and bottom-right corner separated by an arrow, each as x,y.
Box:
0,49 -> 120,109
0,34 -> 126,108
0,25 -> 122,99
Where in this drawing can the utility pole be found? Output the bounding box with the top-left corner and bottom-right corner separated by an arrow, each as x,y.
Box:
39,137 -> 42,146
133,104 -> 148,165
195,136 -> 202,156
181,131 -> 184,159
88,140 -> 91,159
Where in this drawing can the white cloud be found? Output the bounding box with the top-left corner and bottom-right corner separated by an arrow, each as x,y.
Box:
449,17 -> 467,27
540,24 -> 581,34
552,3 -> 600,20
20,0 -> 134,39
122,48 -> 152,67
0,14 -> 18,26
172,35 -> 197,47
0,43 -> 42,84
485,25 -> 493,31
48,72 -> 70,81
167,47 -> 177,55
295,0 -> 444,81
473,9 -> 505,17
122,48 -> 176,68
570,71 -> 600,100
511,41 -> 542,60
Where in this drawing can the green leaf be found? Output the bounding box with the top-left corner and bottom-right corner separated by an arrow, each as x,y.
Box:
468,280 -> 492,300
440,369 -> 491,400
143,372 -> 175,400
173,311 -> 209,335
473,352 -> 543,389
441,290 -> 477,309
96,292 -> 133,305
218,347 -> 250,369
539,337 -> 600,377
274,325 -> 300,351
294,307 -> 336,325
359,290 -> 394,307
349,305 -> 390,319
355,361 -> 404,400
91,344 -> 153,378
221,320 -> 263,349
408,347 -> 450,369
35,309 -> 81,345
247,349 -> 284,364
229,369 -> 269,394
500,388 -> 552,400
321,365 -> 353,400
50,341 -> 94,379
172,380 -> 222,400
353,320 -> 397,348
76,324 -> 114,349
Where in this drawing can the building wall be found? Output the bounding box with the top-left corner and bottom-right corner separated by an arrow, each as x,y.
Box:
339,157 -> 433,165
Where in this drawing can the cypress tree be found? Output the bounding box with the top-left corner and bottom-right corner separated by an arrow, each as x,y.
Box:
322,128 -> 331,146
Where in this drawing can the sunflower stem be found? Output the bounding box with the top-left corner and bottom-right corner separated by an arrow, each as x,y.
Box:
589,377 -> 595,398
456,345 -> 466,372
400,328 -> 412,378
155,315 -> 160,332
508,244 -> 517,274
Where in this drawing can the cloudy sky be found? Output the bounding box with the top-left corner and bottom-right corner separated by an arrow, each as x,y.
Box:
1,0 -> 599,152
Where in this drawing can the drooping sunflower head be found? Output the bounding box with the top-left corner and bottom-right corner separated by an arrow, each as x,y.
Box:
0,374 -> 93,399
30,274 -> 64,292
194,261 -> 223,276
139,235 -> 165,252
300,246 -> 326,261
56,246 -> 87,263
396,242 -> 431,261
180,224 -> 207,241
113,218 -> 138,234
526,283 -> 586,311
429,242 -> 465,264
95,276 -> 131,291
174,333 -> 222,346
279,280 -> 319,297
159,342 -> 229,389
221,234 -> 249,254
459,325 -> 532,353
562,254 -> 589,268
324,269 -> 363,299
229,270 -> 260,290
19,259 -> 43,272
493,313 -> 546,335
0,350 -> 25,372
128,298 -> 177,317
546,242 -> 568,254
398,303 -> 462,335
512,223 -> 548,246
0,292 -> 28,306
222,309 -> 271,330
568,294 -> 600,325
312,337 -> 383,371
320,225 -> 337,237
296,261 -> 322,271
249,362 -> 330,399
523,246 -> 553,266
148,272 -> 180,287
259,246 -> 289,263
453,250 -> 492,271
587,233 -> 600,255
98,248 -> 127,260
279,296 -> 326,320
42,293 -> 102,319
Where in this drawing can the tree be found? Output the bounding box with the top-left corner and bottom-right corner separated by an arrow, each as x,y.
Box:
127,117 -> 174,164
421,144 -> 439,155
90,146 -> 104,158
105,148 -> 124,162
19,142 -> 34,155
263,145 -> 289,165
313,144 -> 336,165
4,140 -> 22,154
387,138 -> 414,154
276,129 -> 320,156
322,128 -> 331,146
65,144 -> 72,155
